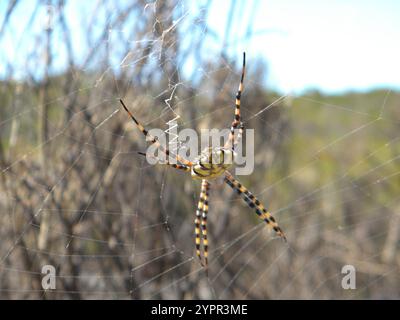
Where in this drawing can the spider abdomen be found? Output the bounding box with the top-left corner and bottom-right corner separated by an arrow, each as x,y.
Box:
191,148 -> 234,180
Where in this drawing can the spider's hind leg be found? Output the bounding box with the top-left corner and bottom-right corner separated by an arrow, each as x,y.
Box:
200,180 -> 210,268
224,171 -> 286,241
194,179 -> 211,269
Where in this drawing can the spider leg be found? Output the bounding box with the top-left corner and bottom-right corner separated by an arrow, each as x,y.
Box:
120,99 -> 193,167
224,52 -> 246,152
195,179 -> 208,266
137,152 -> 190,172
194,179 -> 210,267
200,180 -> 210,268
169,163 -> 191,172
224,171 -> 286,241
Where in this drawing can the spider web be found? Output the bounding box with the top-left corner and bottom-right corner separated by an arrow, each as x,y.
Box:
0,0 -> 399,300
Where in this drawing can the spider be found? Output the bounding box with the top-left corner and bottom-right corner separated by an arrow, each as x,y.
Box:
119,52 -> 286,269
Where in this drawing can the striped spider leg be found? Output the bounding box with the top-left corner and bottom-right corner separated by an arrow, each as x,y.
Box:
224,171 -> 286,240
195,179 -> 210,268
224,52 -> 246,152
119,99 -> 192,171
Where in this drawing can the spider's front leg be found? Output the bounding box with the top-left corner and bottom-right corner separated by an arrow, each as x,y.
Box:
119,99 -> 193,167
137,152 -> 191,172
225,52 -> 246,152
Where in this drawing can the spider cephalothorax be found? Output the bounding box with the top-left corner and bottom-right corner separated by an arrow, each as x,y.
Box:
120,52 -> 286,270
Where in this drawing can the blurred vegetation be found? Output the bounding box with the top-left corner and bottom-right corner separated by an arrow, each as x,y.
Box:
0,0 -> 399,299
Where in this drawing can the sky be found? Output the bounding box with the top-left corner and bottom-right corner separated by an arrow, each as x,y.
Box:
0,0 -> 399,94
206,0 -> 400,93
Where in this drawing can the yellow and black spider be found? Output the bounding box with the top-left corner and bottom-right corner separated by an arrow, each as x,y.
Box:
119,52 -> 286,269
